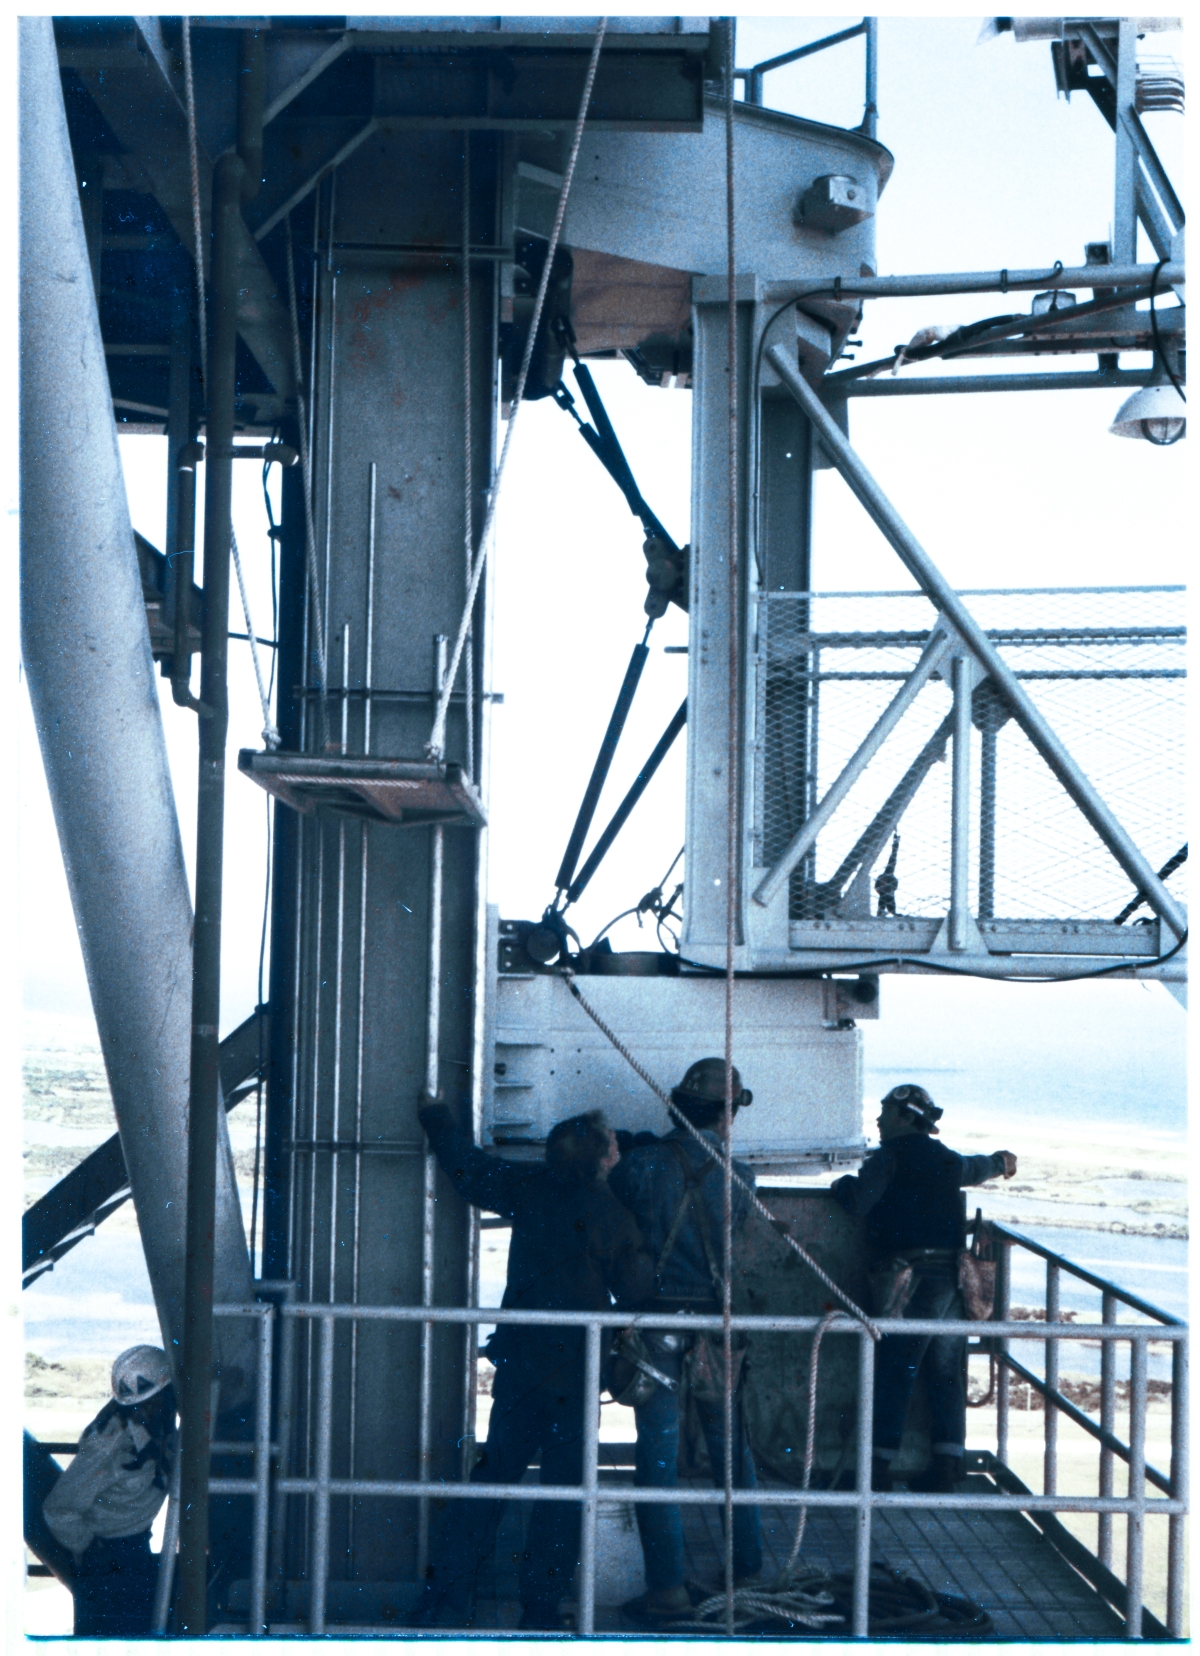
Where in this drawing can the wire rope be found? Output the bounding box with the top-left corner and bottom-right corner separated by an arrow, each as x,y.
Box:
462,138 -> 475,781
427,19 -> 608,761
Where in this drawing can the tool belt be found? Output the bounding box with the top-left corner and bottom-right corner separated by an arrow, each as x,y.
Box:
607,1142 -> 748,1407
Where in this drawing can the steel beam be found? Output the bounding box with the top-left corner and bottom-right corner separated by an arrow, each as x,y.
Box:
754,629 -> 952,909
66,18 -> 294,404
764,344 -> 1188,944
20,12 -> 253,1386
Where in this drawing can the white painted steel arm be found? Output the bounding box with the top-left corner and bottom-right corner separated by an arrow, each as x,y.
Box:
763,342 -> 1188,944
752,629 -> 953,909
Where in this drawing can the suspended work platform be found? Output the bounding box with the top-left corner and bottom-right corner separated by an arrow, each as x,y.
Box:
238,750 -> 487,828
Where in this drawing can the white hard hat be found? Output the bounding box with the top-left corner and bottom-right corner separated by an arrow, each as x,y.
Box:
111,1345 -> 173,1405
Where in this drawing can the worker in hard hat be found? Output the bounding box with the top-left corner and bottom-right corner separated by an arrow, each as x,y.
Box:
607,1057 -> 762,1626
411,1099 -> 653,1631
42,1345 -> 176,1636
830,1084 -> 1017,1494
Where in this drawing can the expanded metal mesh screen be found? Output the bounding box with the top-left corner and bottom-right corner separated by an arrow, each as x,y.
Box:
753,587 -> 1185,924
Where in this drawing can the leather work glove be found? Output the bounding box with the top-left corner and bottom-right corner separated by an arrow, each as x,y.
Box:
994,1151 -> 1018,1178
642,534 -> 689,618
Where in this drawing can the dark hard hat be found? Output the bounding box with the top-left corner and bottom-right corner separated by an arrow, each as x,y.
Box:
881,1083 -> 943,1129
674,1057 -> 752,1110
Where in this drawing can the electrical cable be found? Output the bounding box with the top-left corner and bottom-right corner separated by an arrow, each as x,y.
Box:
1148,257 -> 1186,403
427,20 -> 608,763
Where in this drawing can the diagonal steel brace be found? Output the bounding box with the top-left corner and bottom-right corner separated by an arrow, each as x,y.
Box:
761,342 -> 1187,942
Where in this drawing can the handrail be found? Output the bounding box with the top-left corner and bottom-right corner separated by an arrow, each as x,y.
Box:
998,1350 -> 1171,1494
989,1221 -> 1182,1325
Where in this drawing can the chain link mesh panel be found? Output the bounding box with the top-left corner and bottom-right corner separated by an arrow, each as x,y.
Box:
753,587 -> 1184,924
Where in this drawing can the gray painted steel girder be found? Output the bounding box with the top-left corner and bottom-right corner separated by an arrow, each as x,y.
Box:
19,16 -> 254,1378
757,342 -> 1187,946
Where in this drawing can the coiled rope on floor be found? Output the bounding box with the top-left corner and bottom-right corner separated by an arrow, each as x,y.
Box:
426,19 -> 608,763
562,971 -> 880,1339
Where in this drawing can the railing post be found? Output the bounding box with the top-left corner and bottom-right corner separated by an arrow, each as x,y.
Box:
853,1327 -> 874,1638
1166,1333 -> 1187,1637
1044,1261 -> 1060,1495
577,1321 -> 602,1636
1124,1333 -> 1147,1639
1099,1289 -> 1117,1568
250,1307 -> 273,1635
309,1314 -> 335,1635
948,652 -> 973,950
270,1294 -> 298,1612
862,17 -> 878,139
995,1241 -> 1011,1466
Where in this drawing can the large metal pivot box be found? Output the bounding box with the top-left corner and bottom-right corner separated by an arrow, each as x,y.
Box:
485,972 -> 865,1170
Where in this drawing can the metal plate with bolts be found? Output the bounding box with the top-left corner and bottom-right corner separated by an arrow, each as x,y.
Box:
238,750 -> 487,828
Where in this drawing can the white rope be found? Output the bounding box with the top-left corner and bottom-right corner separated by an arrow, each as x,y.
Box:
426,19 -> 608,762
183,16 -> 275,749
562,972 -> 880,1339
782,1309 -> 837,1576
285,212 -> 330,706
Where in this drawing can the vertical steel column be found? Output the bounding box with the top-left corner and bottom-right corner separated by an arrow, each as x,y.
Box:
576,1322 -> 602,1636
178,146 -> 246,1635
862,18 -> 879,140
1098,1289 -> 1117,1567
996,1243 -> 1011,1465
949,654 -> 973,951
853,1328 -> 874,1638
1043,1261 -> 1059,1495
250,1308 -> 274,1635
1113,20 -> 1139,267
417,635 -> 448,1577
1166,1334 -> 1187,1637
1125,1335 -> 1147,1640
310,1314 -> 336,1634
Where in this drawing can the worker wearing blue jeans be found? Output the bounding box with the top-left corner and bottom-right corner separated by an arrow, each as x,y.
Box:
630,1335 -> 761,1594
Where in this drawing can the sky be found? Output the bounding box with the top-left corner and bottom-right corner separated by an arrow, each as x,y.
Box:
17,14 -> 1188,1124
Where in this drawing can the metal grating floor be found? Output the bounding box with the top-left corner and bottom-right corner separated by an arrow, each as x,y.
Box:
469,1473 -> 1124,1639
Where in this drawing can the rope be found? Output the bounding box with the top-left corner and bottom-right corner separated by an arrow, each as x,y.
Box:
781,1310 -> 837,1575
284,212 -> 330,724
183,16 -> 275,748
721,19 -> 739,1632
426,19 -> 608,762
562,973 -> 879,1339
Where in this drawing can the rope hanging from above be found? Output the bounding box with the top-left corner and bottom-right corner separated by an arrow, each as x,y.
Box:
426,19 -> 609,763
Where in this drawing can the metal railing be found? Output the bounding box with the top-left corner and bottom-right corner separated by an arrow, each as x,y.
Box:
735,17 -> 878,137
987,1221 -> 1187,1638
215,1297 -> 1186,1639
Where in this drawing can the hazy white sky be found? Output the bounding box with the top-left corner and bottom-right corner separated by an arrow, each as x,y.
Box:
18,15 -> 1186,1114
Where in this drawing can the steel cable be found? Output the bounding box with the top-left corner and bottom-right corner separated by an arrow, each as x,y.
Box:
462,139 -> 475,781
427,19 -> 608,761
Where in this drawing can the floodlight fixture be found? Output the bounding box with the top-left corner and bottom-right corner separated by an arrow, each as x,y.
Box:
1109,384 -> 1186,446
